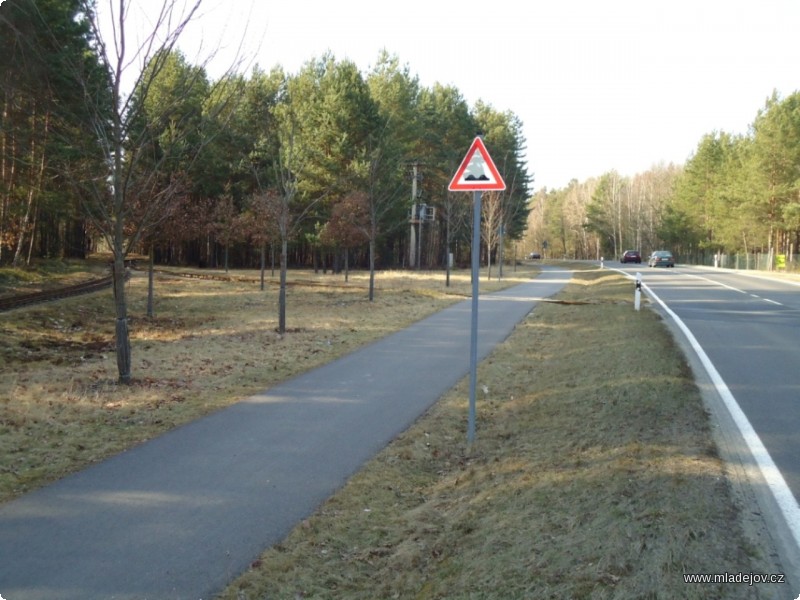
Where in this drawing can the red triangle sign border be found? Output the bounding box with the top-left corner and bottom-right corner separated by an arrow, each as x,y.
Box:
448,136 -> 507,192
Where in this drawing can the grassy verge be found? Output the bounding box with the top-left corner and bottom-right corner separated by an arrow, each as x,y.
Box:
1,263 -> 784,598
216,268 -> 782,600
0,263 -> 536,502
0,257 -> 110,296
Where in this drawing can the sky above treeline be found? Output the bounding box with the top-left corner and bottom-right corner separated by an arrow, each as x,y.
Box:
105,0 -> 800,191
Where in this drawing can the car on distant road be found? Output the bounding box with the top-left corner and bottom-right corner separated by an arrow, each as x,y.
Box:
620,250 -> 641,264
528,252 -> 541,259
648,250 -> 675,268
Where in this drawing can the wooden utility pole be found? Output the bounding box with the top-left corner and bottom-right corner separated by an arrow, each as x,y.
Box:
409,162 -> 422,268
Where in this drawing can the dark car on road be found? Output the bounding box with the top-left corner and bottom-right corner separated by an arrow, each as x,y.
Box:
620,250 -> 641,264
648,250 -> 675,267
528,252 -> 541,259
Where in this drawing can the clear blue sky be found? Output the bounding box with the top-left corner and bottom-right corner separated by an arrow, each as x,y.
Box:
110,0 -> 800,191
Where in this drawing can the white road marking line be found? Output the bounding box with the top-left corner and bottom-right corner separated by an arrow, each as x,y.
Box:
643,282 -> 800,550
684,273 -> 784,306
684,273 -> 747,293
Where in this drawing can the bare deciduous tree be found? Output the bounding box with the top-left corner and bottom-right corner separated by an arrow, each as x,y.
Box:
73,0 -> 239,382
481,190 -> 503,279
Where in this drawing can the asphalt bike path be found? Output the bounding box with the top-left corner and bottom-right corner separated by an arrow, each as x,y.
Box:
0,267 -> 570,600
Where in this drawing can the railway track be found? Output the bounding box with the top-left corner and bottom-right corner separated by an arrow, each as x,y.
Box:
0,267 -> 368,313
0,275 -> 114,312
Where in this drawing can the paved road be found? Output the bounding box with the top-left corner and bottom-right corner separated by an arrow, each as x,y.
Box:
622,265 -> 800,498
0,268 -> 570,600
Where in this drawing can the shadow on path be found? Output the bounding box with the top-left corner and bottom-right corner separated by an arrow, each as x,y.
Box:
0,268 -> 571,600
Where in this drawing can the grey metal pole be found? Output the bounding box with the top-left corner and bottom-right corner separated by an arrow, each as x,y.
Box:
410,163 -> 418,268
467,190 -> 482,445
498,223 -> 504,279
417,217 -> 423,270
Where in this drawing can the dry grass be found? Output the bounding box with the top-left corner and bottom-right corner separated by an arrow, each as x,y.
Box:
0,263 -> 536,502
0,257 -> 110,297
0,263 -> 782,599
216,268 -> 781,600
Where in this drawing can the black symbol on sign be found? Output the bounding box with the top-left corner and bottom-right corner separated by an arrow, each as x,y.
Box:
464,152 -> 490,181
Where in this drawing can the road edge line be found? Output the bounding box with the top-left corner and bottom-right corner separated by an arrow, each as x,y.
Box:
640,279 -> 800,596
610,265 -> 800,594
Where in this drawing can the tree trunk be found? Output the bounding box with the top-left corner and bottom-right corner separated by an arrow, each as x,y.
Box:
279,237 -> 287,333
112,89 -> 131,383
113,249 -> 132,383
13,106 -> 47,267
260,242 -> 266,291
25,204 -> 39,266
147,245 -> 155,318
1,92 -> 16,265
368,238 -> 375,302
498,224 -> 505,280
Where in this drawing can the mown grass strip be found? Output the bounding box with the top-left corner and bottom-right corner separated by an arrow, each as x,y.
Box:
217,268 -> 779,600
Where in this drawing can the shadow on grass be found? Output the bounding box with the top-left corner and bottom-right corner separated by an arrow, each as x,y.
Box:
217,269 -> 782,600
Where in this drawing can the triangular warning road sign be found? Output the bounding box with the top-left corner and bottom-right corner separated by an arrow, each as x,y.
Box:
448,136 -> 506,191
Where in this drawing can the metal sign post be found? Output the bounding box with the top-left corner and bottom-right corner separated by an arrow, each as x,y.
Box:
467,190 -> 482,444
449,137 -> 506,446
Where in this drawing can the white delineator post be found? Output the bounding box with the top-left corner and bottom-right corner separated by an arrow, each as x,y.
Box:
635,272 -> 642,311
